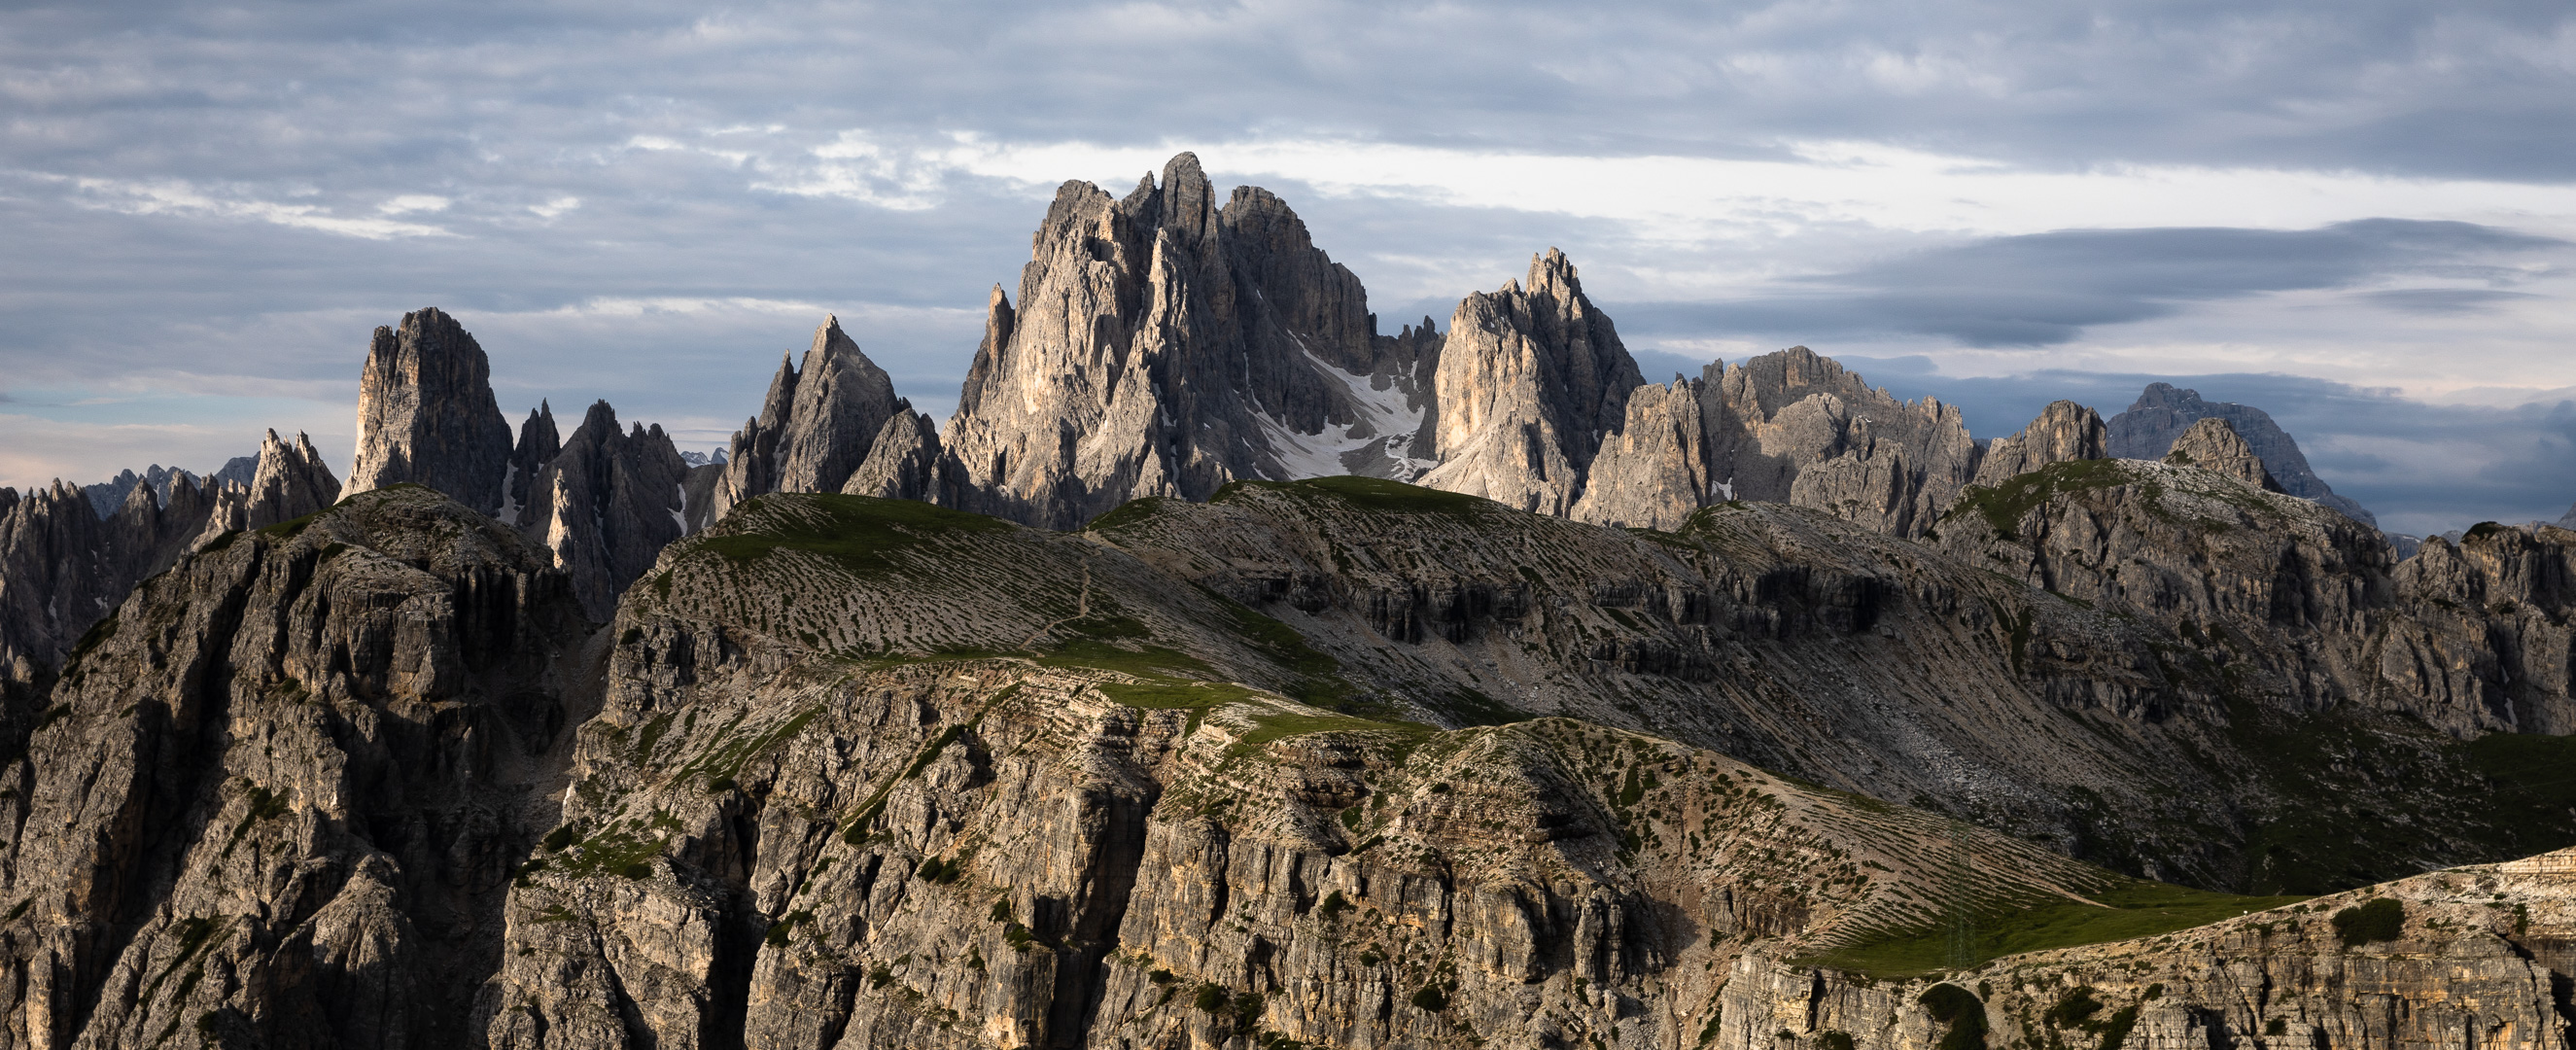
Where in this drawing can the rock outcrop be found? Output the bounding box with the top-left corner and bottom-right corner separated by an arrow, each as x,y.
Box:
711,316 -> 909,521
2163,416 -> 2280,491
6,474 -> 2576,1047
839,409 -> 949,502
0,485 -> 586,1050
939,153 -> 1438,530
522,400 -> 689,620
1417,249 -> 1645,516
193,428 -> 343,542
1967,399 -> 2106,488
345,306 -> 515,514
505,400 -> 562,526
2106,381 -> 2377,526
0,472 -> 216,692
1718,849 -> 2576,1050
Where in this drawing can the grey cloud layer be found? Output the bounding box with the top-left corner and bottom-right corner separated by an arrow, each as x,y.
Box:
1611,220 -> 2570,347
1,0 -> 2572,533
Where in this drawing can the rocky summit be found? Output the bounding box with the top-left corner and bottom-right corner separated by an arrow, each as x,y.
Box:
4,151 -> 2576,1049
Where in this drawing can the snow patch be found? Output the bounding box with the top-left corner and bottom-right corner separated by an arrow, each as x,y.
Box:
1256,345 -> 1438,481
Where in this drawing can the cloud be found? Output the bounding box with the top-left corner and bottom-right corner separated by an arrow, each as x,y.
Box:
1610,220 -> 2569,347
0,0 -> 2571,521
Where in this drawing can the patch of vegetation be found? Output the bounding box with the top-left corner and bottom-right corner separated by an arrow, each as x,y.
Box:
1807,881 -> 2305,977
2464,521 -> 2509,542
1429,684 -> 1526,727
688,494 -> 1012,577
1194,984 -> 1231,1012
2331,897 -> 2405,946
1941,458 -> 2138,541
1409,984 -> 1449,1012
1036,640 -> 1215,679
259,508 -> 327,540
1082,496 -> 1177,532
1216,475 -> 1492,519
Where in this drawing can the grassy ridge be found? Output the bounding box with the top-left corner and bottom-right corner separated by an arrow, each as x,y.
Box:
1806,881 -> 2307,976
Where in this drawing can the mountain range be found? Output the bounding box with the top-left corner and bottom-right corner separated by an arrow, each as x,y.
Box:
0,153 -> 2570,1050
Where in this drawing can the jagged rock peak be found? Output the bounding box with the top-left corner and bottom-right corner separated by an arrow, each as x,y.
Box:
1970,399 -> 2106,487
345,306 -> 513,514
1677,345 -> 1982,538
940,151 -> 1425,529
506,399 -> 561,523
2165,416 -> 2282,492
523,399 -> 686,619
1416,247 -> 1645,515
711,316 -> 905,523
840,409 -> 948,503
195,428 -> 342,545
2106,381 -> 2377,527
777,314 -> 905,494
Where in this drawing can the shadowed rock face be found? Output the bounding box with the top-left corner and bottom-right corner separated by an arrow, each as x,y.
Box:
0,473 -> 216,692
0,486 -> 587,1050
523,401 -> 689,620
506,401 -> 562,526
347,307 -> 514,515
2106,381 -> 2378,526
1417,249 -> 1645,516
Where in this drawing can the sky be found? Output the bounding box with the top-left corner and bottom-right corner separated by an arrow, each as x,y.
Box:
2,1 -> 2573,536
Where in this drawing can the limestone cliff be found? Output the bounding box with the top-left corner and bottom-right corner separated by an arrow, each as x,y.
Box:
1565,347 -> 1983,536
1966,400 -> 2106,488
2162,416 -> 2281,491
0,486 -> 587,1050
1417,249 -> 1644,516
0,472 -> 215,693
940,153 -> 1437,530
345,307 -> 514,514
711,317 -> 910,522
506,401 -> 562,526
192,428 -> 342,544
2106,381 -> 2377,526
522,401 -> 690,620
840,409 -> 950,503
6,480 -> 2576,1047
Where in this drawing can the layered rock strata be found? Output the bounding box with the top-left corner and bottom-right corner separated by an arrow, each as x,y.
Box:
1718,850 -> 2576,1050
522,401 -> 690,620
2106,381 -> 2377,526
346,306 -> 514,514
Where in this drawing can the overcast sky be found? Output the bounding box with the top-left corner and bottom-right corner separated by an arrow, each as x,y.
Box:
3,0 -> 2572,535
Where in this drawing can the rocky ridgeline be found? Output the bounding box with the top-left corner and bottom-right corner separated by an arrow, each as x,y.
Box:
1,480 -> 2570,1047
11,149 -> 2576,1049
2106,381 -> 2376,526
